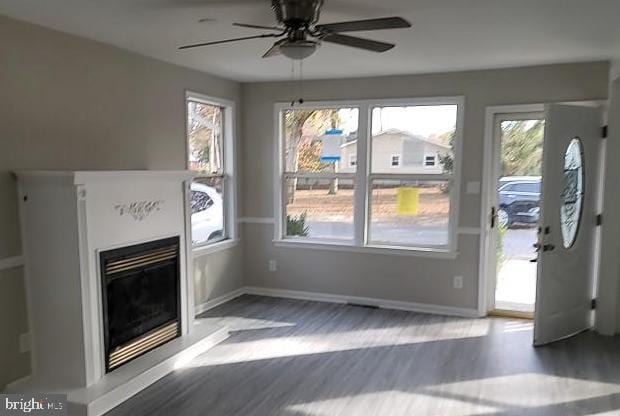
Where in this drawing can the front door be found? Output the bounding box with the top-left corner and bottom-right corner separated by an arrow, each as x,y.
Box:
533,103 -> 603,346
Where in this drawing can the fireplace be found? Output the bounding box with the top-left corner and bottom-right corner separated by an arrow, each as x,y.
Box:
100,236 -> 181,372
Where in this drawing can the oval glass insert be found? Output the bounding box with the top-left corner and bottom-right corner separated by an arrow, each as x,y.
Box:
560,138 -> 584,248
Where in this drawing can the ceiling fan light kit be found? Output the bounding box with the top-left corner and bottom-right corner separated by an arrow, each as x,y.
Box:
280,39 -> 319,60
179,0 -> 412,61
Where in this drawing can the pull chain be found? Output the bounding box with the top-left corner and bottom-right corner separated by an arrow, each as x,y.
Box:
298,60 -> 304,104
290,59 -> 304,106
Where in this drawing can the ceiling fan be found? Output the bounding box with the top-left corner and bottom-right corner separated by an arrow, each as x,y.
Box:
178,0 -> 412,60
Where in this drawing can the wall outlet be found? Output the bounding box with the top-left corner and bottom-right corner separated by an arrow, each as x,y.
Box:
453,275 -> 464,290
19,332 -> 31,353
268,259 -> 277,272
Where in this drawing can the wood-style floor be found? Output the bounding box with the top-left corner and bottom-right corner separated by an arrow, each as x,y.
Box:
106,295 -> 620,416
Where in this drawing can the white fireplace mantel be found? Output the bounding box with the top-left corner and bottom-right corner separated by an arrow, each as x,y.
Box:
9,170 -> 228,415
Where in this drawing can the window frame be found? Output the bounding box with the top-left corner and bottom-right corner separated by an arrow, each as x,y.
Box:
274,96 -> 464,256
186,91 -> 237,254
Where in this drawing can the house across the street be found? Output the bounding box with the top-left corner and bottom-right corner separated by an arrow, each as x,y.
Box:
339,129 -> 451,174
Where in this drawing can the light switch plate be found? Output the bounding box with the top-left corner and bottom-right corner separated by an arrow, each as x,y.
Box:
453,276 -> 464,289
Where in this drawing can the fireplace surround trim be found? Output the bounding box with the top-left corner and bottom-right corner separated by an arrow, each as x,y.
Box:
11,170 -> 216,415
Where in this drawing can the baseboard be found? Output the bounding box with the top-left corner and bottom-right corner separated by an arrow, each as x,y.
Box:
0,255 -> 25,272
244,286 -> 479,318
194,287 -> 246,315
3,375 -> 31,393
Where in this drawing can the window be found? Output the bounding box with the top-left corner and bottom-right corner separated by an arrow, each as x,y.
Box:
276,98 -> 462,254
391,154 -> 401,167
369,180 -> 450,247
280,107 -> 359,241
349,154 -> 357,167
424,155 -> 437,167
368,103 -> 457,250
186,93 -> 235,247
560,138 -> 584,248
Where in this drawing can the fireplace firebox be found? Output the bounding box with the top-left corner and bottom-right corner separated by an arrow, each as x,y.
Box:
100,236 -> 181,372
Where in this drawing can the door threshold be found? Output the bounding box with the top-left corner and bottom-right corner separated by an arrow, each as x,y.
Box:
488,309 -> 534,320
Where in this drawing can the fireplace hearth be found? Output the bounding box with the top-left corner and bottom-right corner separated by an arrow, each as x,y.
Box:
100,236 -> 181,372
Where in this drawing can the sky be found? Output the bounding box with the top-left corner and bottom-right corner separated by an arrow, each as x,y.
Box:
337,105 -> 457,138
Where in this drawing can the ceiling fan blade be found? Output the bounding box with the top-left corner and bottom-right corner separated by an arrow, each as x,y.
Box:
262,42 -> 282,58
322,33 -> 394,52
156,0 -> 258,8
316,17 -> 411,33
179,33 -> 280,50
234,22 -> 284,32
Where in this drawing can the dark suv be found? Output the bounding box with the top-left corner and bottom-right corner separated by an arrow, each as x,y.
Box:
498,176 -> 541,228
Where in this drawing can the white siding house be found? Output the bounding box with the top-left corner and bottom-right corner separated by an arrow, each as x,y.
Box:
339,129 -> 451,174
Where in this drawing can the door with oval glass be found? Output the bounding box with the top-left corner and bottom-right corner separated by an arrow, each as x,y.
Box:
533,103 -> 603,346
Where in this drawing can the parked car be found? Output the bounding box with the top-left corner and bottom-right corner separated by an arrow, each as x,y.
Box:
190,182 -> 223,243
498,176 -> 541,228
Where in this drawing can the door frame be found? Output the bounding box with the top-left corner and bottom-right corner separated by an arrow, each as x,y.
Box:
478,104 -> 545,316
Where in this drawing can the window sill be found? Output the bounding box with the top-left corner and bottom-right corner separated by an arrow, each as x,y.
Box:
272,239 -> 458,259
192,239 -> 239,258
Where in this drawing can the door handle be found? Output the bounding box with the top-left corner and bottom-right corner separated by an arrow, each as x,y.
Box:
529,258 -> 538,263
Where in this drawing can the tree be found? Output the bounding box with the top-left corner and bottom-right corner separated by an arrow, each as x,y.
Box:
284,109 -> 339,202
188,102 -> 222,173
437,129 -> 456,175
501,120 -> 544,176
298,141 -> 328,172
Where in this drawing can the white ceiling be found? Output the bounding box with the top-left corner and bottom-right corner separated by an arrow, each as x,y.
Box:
2,0 -> 620,82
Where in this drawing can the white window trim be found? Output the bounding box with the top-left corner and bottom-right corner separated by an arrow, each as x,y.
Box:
273,96 -> 464,256
390,153 -> 401,167
186,91 -> 237,256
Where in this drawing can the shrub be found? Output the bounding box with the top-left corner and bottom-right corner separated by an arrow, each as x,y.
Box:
287,212 -> 309,237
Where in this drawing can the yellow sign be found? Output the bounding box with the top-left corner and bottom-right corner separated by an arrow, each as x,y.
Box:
396,187 -> 420,215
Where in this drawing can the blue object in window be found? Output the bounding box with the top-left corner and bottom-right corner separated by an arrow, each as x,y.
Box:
324,128 -> 344,135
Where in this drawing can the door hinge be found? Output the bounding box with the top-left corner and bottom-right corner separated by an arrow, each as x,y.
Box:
591,298 -> 597,310
602,125 -> 608,138
596,214 -> 603,226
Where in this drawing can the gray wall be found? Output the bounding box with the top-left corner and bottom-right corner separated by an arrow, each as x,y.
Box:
0,16 -> 243,388
598,75 -> 620,335
241,62 -> 609,311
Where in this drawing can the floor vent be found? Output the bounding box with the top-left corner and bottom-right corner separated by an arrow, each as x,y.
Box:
347,302 -> 379,309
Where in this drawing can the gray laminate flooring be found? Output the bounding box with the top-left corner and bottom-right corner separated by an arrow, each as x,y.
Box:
105,295 -> 620,416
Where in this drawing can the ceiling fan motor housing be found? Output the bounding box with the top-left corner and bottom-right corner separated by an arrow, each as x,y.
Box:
272,0 -> 324,28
